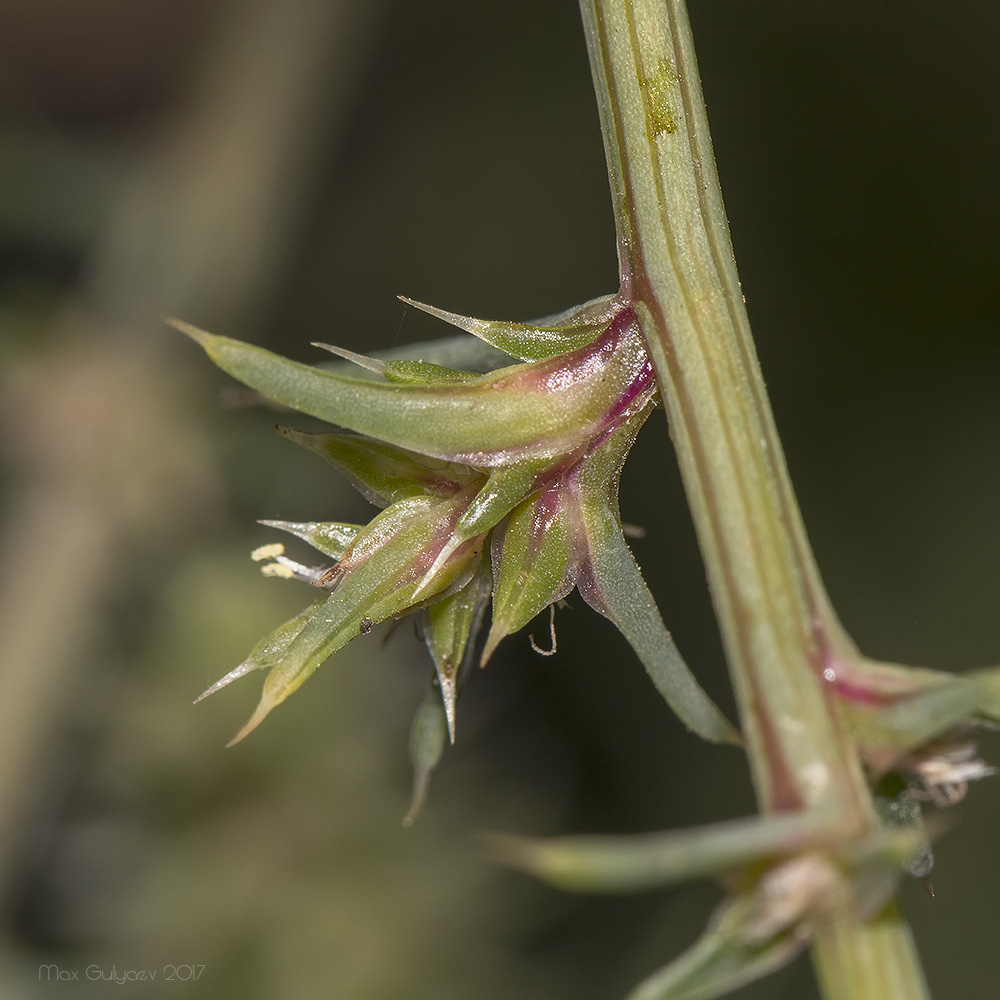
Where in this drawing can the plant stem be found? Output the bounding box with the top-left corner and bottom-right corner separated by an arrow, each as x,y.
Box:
811,900 -> 929,1000
578,0 -> 929,996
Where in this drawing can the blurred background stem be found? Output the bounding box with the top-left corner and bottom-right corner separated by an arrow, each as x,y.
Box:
0,0 -> 383,902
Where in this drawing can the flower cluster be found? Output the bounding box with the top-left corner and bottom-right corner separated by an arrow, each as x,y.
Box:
176,297 -> 738,768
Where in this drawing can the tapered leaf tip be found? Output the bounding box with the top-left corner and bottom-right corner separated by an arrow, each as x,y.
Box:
479,625 -> 503,668
312,342 -> 386,374
479,610 -> 543,668
274,424 -> 301,443
194,661 -> 257,704
164,315 -> 217,349
397,296 -> 478,334
477,831 -> 546,875
402,778 -> 429,828
224,690 -> 280,747
478,831 -> 522,864
437,675 -> 458,744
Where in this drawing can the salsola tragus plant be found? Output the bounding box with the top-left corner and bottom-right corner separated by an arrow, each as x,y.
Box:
179,1 -> 1000,997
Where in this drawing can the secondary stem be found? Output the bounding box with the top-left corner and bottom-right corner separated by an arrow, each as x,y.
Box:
579,0 -> 928,996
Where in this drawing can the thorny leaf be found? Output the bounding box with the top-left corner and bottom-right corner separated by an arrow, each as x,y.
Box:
171,312 -> 654,466
399,294 -> 619,362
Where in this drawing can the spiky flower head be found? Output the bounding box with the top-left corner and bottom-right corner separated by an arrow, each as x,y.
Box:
174,296 -> 738,811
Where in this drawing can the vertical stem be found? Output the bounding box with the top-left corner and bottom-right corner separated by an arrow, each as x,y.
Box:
579,1 -> 929,996
812,901 -> 931,1000
581,0 -> 859,821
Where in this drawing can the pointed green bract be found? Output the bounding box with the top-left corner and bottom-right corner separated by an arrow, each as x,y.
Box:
409,460 -> 560,604
454,459 -> 553,539
171,317 -> 652,466
316,334 -> 514,376
482,488 -> 580,664
424,560 -> 492,742
578,499 -> 740,745
363,332 -> 514,373
400,294 -> 618,362
195,599 -> 327,704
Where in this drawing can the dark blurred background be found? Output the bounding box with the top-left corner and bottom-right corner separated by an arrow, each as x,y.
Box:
1,1 -> 999,997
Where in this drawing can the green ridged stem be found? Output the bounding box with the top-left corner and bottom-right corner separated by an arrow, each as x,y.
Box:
579,1 -> 929,996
